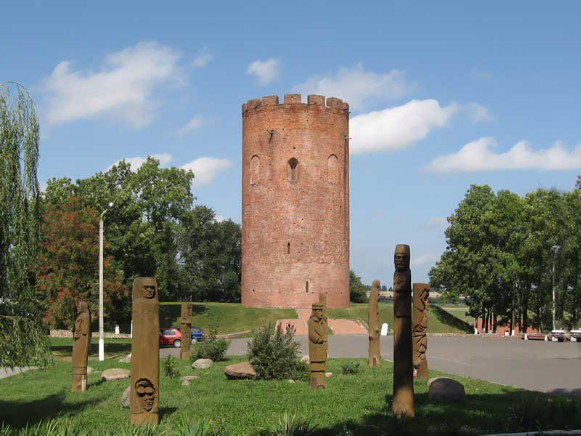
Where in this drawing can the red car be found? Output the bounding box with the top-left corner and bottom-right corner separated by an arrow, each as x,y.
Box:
159,328 -> 183,348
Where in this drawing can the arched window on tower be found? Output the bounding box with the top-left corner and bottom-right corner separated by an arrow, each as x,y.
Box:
250,155 -> 260,185
288,158 -> 299,182
327,154 -> 339,185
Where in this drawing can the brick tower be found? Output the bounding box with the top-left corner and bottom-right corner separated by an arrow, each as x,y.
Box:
241,94 -> 350,308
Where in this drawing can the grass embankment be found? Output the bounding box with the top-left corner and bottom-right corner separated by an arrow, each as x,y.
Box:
50,338 -> 132,362
1,357 -> 579,435
329,303 -> 473,334
160,303 -> 297,335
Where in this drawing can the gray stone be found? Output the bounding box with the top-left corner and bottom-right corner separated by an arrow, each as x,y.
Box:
428,377 -> 465,401
192,358 -> 214,369
325,372 -> 333,378
288,379 -> 296,384
300,355 -> 310,364
121,386 -> 130,408
118,353 -> 131,363
101,368 -> 131,382
86,366 -> 94,374
180,375 -> 199,386
224,362 -> 256,380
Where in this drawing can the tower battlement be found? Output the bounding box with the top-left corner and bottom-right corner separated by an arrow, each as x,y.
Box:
242,94 -> 349,114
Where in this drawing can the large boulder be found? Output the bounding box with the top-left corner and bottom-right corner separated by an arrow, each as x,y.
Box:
192,358 -> 214,369
224,362 -> 256,380
101,368 -> 131,382
119,353 -> 131,363
428,377 -> 465,401
121,386 -> 130,408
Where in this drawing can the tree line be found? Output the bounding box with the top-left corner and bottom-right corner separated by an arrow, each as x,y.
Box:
40,158 -> 241,329
429,181 -> 581,332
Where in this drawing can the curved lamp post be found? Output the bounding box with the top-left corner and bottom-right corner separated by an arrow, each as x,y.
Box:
99,202 -> 114,361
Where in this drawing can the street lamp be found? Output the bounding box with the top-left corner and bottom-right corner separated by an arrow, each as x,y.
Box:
99,202 -> 114,361
551,245 -> 560,331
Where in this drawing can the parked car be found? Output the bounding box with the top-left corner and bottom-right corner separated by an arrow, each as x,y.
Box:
159,327 -> 205,348
160,328 -> 182,348
549,329 -> 569,342
191,327 -> 205,343
570,329 -> 581,342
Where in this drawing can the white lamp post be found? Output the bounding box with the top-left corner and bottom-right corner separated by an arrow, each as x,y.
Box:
551,244 -> 560,331
98,202 -> 114,361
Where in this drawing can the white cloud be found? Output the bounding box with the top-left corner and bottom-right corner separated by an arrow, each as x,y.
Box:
427,137 -> 581,172
246,59 -> 280,85
349,99 -> 458,155
192,47 -> 213,68
178,115 -> 212,134
181,157 -> 232,186
106,153 -> 172,172
464,103 -> 493,122
411,253 -> 439,269
214,215 -> 226,223
428,217 -> 448,228
293,64 -> 413,111
42,41 -> 183,127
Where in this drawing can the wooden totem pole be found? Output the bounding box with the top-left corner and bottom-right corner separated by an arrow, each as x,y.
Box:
130,277 -> 160,426
71,301 -> 91,392
413,283 -> 430,379
368,280 -> 381,367
180,303 -> 193,361
308,302 -> 328,389
392,244 -> 415,417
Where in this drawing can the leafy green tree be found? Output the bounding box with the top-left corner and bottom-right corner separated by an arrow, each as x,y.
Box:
36,196 -> 128,329
176,206 -> 241,302
0,83 -> 51,367
349,270 -> 368,303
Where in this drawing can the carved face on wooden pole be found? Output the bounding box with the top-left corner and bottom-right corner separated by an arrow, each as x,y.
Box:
134,278 -> 157,299
135,378 -> 156,412
394,245 -> 410,272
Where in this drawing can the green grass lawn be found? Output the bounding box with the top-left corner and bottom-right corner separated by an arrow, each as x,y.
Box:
160,303 -> 297,335
1,356 -> 578,435
329,303 -> 473,334
49,338 -> 132,361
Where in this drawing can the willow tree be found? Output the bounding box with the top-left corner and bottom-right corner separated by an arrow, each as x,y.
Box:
0,82 -> 52,368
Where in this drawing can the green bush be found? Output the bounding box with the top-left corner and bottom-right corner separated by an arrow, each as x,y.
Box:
163,355 -> 181,379
340,361 -> 360,375
194,327 -> 230,362
259,413 -> 318,436
247,323 -> 309,381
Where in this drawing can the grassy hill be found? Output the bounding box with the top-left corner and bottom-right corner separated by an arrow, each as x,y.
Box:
159,302 -> 472,335
160,302 -> 297,335
329,303 -> 472,334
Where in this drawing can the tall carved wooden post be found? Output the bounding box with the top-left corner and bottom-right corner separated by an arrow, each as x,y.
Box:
130,278 -> 160,426
392,244 -> 415,417
319,293 -> 328,323
413,283 -> 430,379
71,301 -> 91,392
308,302 -> 328,389
368,280 -> 381,367
180,303 -> 192,361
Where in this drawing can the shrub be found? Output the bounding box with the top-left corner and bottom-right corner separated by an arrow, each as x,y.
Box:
163,355 -> 181,379
259,412 -> 318,436
340,361 -> 360,375
247,323 -> 309,381
194,327 -> 230,361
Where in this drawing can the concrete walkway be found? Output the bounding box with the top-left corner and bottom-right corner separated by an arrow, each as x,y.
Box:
277,309 -> 367,335
0,367 -> 37,380
224,335 -> 581,397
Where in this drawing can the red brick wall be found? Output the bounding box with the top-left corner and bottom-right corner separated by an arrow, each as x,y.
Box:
241,94 -> 350,308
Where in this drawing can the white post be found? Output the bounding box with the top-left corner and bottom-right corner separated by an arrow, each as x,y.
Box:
99,217 -> 104,361
551,245 -> 560,332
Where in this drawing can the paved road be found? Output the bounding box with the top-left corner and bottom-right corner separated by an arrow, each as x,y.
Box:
223,335 -> 581,397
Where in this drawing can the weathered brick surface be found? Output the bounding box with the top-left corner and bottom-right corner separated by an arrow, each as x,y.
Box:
241,94 -> 350,308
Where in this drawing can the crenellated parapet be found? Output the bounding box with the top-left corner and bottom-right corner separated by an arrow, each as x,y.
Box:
242,94 -> 349,114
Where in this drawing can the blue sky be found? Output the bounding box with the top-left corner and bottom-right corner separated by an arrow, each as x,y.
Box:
2,1 -> 580,286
